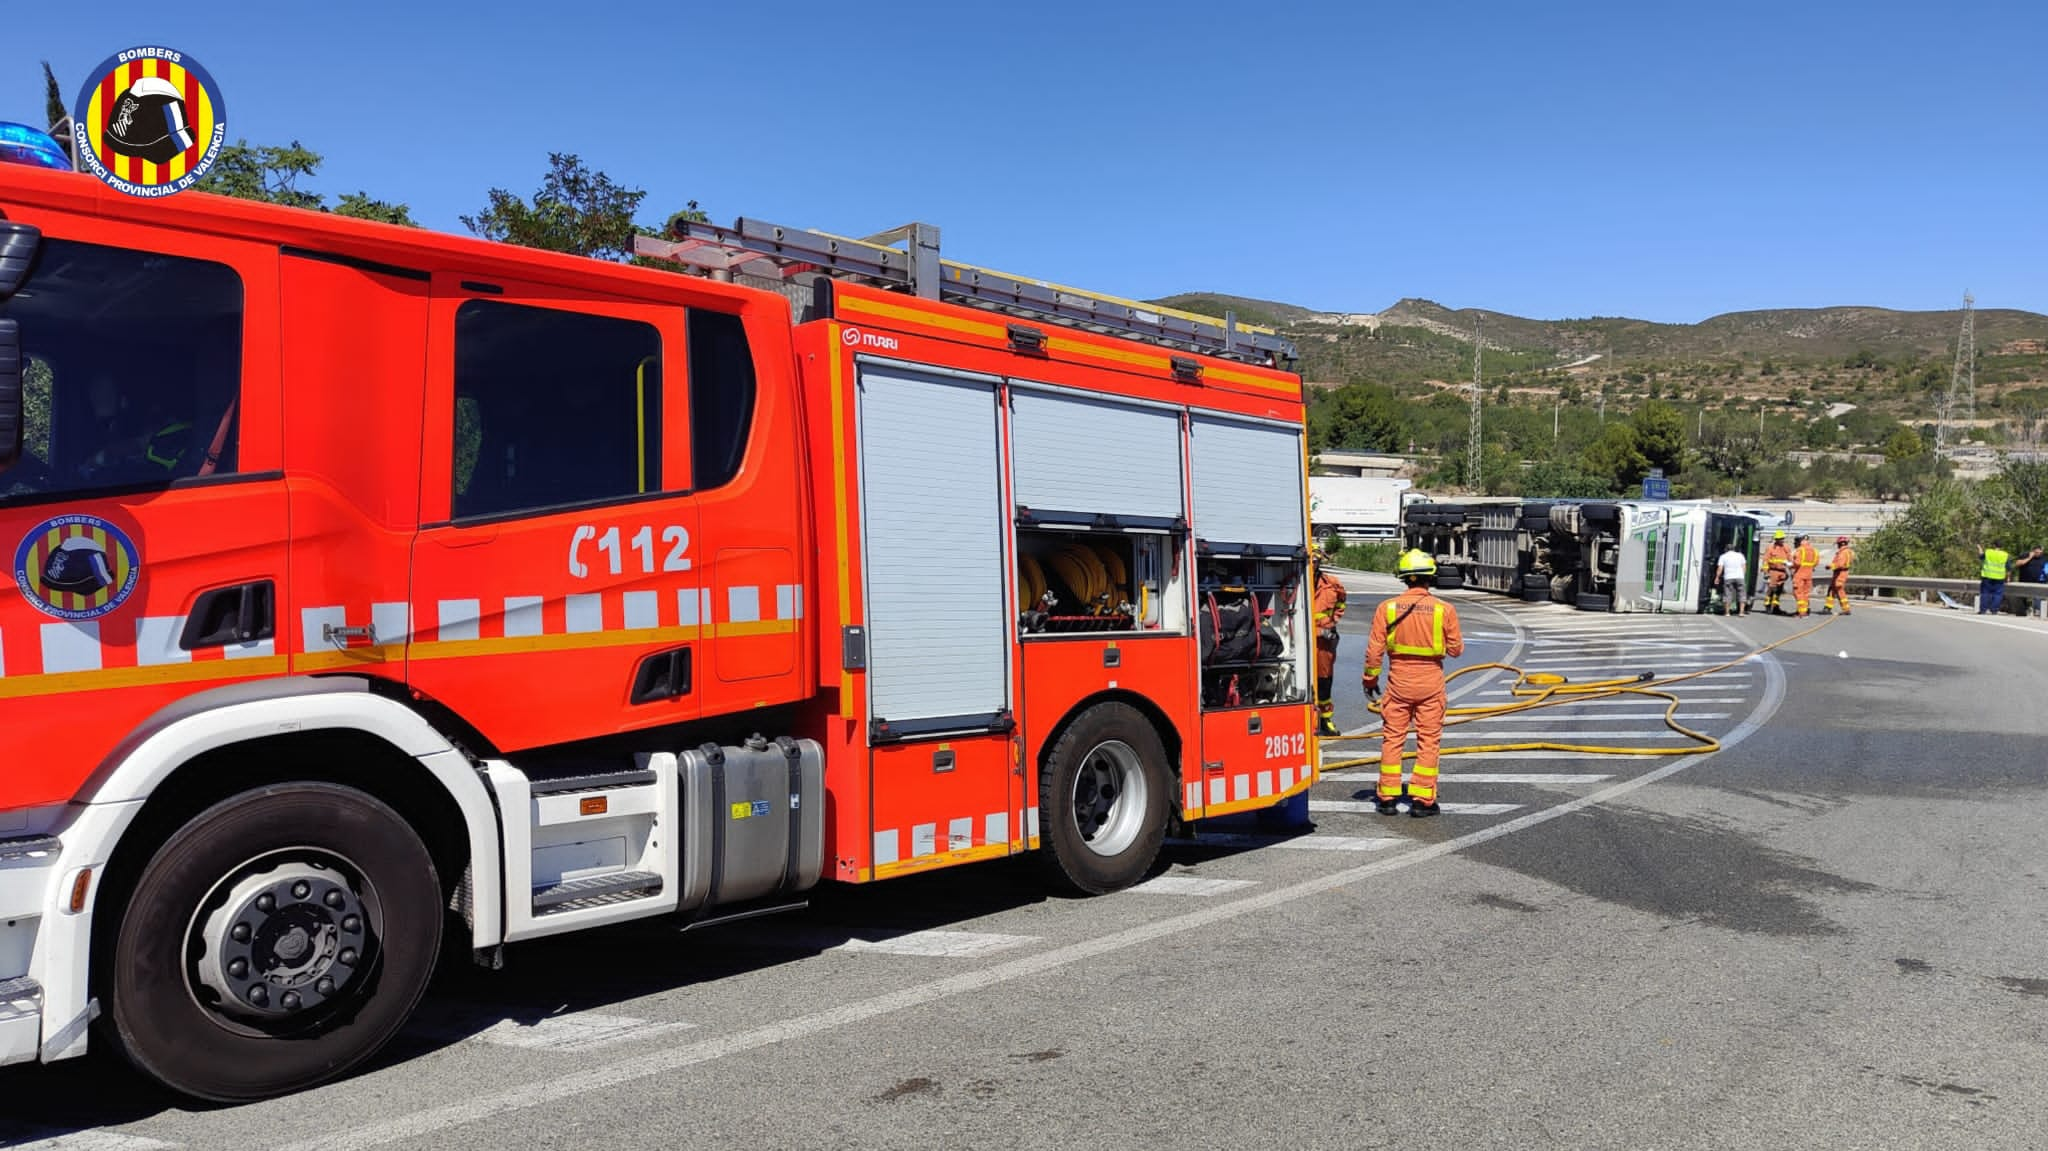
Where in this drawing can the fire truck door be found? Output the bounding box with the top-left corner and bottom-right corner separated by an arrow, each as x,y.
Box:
854,361 -> 1017,872
408,280 -> 700,753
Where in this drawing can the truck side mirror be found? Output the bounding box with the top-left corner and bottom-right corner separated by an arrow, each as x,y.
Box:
0,319 -> 19,470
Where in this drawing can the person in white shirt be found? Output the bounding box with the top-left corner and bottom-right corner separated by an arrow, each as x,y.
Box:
1716,544 -> 1748,616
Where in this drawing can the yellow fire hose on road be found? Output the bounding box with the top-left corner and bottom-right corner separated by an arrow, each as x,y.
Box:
1319,613 -> 1840,771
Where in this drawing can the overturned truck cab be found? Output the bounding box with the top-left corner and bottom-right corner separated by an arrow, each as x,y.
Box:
1402,499 -> 1765,614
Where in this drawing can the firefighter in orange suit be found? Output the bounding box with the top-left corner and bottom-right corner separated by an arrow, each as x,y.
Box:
1761,530 -> 1792,614
1792,535 -> 1820,617
1310,547 -> 1348,737
1362,549 -> 1464,818
1825,536 -> 1856,615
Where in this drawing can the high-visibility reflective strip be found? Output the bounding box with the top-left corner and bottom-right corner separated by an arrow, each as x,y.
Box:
1982,549 -> 2010,579
1385,600 -> 1446,657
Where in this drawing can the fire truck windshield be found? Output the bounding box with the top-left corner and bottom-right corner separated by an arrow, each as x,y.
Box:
0,237 -> 244,503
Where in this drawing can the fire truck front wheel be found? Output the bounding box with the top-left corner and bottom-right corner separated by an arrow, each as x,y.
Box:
101,782 -> 443,1102
1038,703 -> 1170,895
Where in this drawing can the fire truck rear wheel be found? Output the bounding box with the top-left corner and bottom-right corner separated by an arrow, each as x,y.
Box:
1038,703 -> 1169,895
102,782 -> 443,1102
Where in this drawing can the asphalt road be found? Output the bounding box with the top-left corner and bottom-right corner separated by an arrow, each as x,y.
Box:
5,585 -> 2045,1150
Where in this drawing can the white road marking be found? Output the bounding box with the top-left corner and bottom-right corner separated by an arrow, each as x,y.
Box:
1316,771 -> 1612,784
408,1006 -> 695,1053
833,930 -> 1037,958
1308,799 -> 1523,815
1446,711 -> 1732,722
1472,691 -> 1747,701
1442,729 -> 1691,740
1127,876 -> 1258,896
0,1131 -> 180,1150
271,608 -> 1789,1151
1168,832 -> 1404,853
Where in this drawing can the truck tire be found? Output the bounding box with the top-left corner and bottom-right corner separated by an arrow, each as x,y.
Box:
1522,583 -> 1552,602
1037,703 -> 1170,895
101,783 -> 443,1102
1576,592 -> 1615,613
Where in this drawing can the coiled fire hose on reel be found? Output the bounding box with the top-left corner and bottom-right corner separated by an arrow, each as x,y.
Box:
1318,613 -> 1840,771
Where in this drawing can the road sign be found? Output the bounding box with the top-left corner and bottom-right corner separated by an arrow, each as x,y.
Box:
1642,470 -> 1670,500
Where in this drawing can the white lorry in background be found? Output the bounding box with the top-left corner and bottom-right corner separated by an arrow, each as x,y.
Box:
1309,476 -> 1416,542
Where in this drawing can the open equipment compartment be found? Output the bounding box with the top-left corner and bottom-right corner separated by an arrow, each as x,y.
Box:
1195,545 -> 1307,709
1016,525 -> 1185,635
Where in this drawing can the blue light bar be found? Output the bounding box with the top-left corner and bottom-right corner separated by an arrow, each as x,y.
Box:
0,122 -> 73,171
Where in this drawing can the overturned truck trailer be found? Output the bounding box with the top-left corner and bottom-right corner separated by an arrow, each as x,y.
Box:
1402,499 -> 1766,614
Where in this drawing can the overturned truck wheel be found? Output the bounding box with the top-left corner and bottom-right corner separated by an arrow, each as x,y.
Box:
1037,703 -> 1170,895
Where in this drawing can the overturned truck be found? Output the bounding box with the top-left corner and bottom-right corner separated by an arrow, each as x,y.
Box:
1402,499 -> 1767,614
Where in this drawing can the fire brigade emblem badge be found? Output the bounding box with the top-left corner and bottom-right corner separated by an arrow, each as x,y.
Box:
71,46 -> 228,198
13,514 -> 141,621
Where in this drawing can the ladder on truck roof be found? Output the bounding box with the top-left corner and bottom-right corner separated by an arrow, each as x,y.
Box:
632,218 -> 1298,369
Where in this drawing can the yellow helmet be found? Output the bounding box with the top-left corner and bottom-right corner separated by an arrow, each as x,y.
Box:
1397,549 -> 1438,577
1773,529 -> 1786,540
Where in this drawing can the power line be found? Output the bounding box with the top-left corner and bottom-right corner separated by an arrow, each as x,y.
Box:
1937,291 -> 1975,456
1468,319 -> 1483,493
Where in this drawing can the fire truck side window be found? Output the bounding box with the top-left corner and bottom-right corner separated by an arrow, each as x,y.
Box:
687,308 -> 755,491
0,239 -> 243,503
451,299 -> 663,520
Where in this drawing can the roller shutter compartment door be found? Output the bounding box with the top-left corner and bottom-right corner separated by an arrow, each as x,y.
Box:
856,364 -> 1010,727
1188,415 -> 1306,548
1010,388 -> 1183,520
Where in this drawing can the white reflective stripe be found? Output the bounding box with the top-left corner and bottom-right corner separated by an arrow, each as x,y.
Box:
675,589 -> 700,627
135,616 -> 190,666
0,627 -> 7,676
873,830 -> 899,867
503,596 -> 544,638
775,584 -> 803,621
41,621 -> 101,674
565,594 -> 603,634
623,591 -> 659,630
1279,766 -> 1296,790
224,637 -> 275,660
301,606 -> 345,652
985,811 -> 1008,845
948,817 -> 973,851
1208,777 -> 1225,805
1233,775 -> 1251,802
700,590 -> 714,628
911,823 -> 937,857
437,599 -> 481,643
1026,806 -> 1041,838
1256,771 -> 1274,797
728,586 -> 761,624
1184,782 -> 1200,810
372,601 -> 411,647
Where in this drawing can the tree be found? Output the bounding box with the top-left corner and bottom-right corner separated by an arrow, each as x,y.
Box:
194,139 -> 419,225
462,153 -> 646,260
1520,458 -> 1613,498
1630,400 -> 1686,477
1883,427 -> 1926,463
1316,383 -> 1403,453
41,62 -> 64,131
197,140 -> 325,209
332,192 -> 417,227
1582,422 -> 1649,490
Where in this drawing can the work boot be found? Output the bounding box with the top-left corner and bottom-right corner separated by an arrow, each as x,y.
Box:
1318,719 -> 1340,738
1408,800 -> 1441,819
1375,795 -> 1402,816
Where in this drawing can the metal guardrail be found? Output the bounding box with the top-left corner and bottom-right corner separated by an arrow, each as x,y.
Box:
1844,574 -> 2048,617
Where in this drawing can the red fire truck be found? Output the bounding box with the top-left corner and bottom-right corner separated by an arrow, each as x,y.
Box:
0,160 -> 1314,1100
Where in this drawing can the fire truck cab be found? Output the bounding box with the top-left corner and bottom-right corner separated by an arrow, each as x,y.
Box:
0,162 -> 1312,1100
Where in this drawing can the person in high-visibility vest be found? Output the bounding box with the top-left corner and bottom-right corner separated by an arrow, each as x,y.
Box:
1362,549 -> 1464,818
1310,546 -> 1348,738
1761,530 -> 1792,614
1791,535 -> 1820,618
1978,544 -> 2012,614
1824,536 -> 1856,615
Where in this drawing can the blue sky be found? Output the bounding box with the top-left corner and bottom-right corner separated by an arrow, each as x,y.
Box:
6,1 -> 2043,322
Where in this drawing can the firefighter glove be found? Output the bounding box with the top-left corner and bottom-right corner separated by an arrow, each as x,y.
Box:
1362,674 -> 1381,701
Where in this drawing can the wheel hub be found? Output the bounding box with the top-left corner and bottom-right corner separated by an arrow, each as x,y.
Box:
194,861 -> 371,1021
1072,740 -> 1148,857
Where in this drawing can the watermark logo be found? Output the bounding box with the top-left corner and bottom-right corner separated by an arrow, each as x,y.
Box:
73,46 -> 228,198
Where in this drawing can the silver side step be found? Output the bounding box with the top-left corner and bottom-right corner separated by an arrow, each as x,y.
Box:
533,870 -> 664,913
0,975 -> 41,1021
